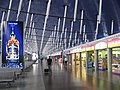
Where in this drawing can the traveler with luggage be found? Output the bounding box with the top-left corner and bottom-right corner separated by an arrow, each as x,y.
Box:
64,57 -> 68,65
47,56 -> 52,72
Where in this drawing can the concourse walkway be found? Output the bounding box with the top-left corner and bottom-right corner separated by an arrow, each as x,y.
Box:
43,62 -> 120,90
0,60 -> 120,90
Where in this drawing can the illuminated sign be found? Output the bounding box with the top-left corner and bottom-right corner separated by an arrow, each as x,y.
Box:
81,46 -> 86,52
64,50 -> 70,55
85,44 -> 95,51
2,21 -> 24,69
70,48 -> 80,54
107,38 -> 120,48
95,42 -> 107,50
51,51 -> 61,56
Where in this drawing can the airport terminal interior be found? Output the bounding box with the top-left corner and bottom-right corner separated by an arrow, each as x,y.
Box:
0,0 -> 120,90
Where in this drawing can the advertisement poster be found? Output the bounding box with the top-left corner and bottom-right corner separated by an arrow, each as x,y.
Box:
2,21 -> 24,69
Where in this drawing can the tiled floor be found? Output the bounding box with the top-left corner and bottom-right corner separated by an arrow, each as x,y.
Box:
0,60 -> 120,90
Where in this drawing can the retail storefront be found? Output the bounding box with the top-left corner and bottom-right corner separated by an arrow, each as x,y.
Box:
86,45 -> 95,68
63,50 -> 72,65
76,53 -> 80,65
51,51 -> 62,63
81,46 -> 86,67
98,49 -> 107,70
52,33 -> 120,75
112,48 -> 120,73
70,47 -> 80,66
95,42 -> 108,71
72,53 -> 76,66
107,38 -> 120,74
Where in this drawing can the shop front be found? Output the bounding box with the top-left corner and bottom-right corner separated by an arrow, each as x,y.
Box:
95,42 -> 108,71
51,51 -> 62,63
112,48 -> 120,74
107,38 -> 120,74
86,44 -> 95,68
72,53 -> 76,66
76,53 -> 80,66
98,49 -> 107,70
70,47 -> 81,66
81,52 -> 86,67
81,46 -> 86,67
87,51 -> 94,68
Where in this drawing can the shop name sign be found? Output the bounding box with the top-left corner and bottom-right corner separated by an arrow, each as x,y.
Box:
85,44 -> 95,51
70,48 -> 80,54
107,38 -> 120,48
95,42 -> 107,50
81,46 -> 86,52
64,50 -> 70,54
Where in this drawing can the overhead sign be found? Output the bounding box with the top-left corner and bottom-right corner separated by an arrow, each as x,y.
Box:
64,50 -> 70,55
70,47 -> 80,54
107,38 -> 120,48
2,21 -> 24,69
85,44 -> 95,51
95,42 -> 107,50
51,51 -> 61,56
81,46 -> 86,52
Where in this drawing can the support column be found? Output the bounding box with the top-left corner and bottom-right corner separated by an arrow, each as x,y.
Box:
74,53 -> 76,65
107,48 -> 112,90
107,48 -> 112,72
79,52 -> 82,68
85,51 -> 88,68
94,50 -> 98,71
69,54 -> 72,65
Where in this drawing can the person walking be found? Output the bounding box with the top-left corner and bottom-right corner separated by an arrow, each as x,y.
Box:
41,58 -> 43,64
47,56 -> 52,72
64,57 -> 68,65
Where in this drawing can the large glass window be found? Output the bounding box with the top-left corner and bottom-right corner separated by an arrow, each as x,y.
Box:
98,49 -> 107,70
112,48 -> 120,73
81,52 -> 86,67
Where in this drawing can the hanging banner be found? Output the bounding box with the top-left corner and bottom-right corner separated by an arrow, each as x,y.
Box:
2,21 -> 24,69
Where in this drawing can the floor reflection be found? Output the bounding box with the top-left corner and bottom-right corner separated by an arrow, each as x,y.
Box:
43,63 -> 120,90
71,64 -> 120,90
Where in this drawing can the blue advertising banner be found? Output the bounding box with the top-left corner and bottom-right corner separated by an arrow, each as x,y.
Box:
2,21 -> 24,69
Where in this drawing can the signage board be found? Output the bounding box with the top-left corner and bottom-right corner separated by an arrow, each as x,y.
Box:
86,44 -> 95,51
2,21 -> 24,69
107,38 -> 120,48
95,42 -> 107,50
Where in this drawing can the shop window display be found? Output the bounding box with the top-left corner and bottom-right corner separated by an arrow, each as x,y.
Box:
87,52 -> 94,68
76,53 -> 80,65
98,50 -> 107,70
87,54 -> 93,68
81,52 -> 86,67
112,48 -> 120,73
72,54 -> 75,65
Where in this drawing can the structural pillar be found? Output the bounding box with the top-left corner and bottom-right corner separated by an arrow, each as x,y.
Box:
107,48 -> 112,90
68,54 -> 72,65
94,50 -> 98,71
74,53 -> 76,65
107,48 -> 112,72
85,51 -> 88,68
79,52 -> 82,68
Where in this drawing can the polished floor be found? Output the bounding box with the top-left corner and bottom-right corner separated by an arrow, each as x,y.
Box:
0,60 -> 120,90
